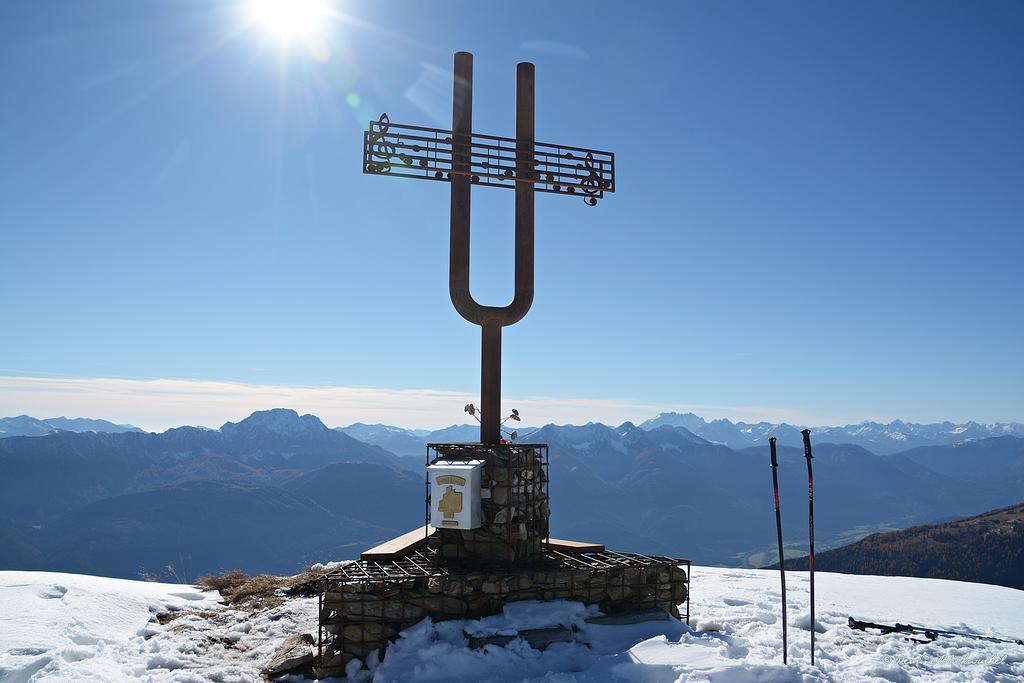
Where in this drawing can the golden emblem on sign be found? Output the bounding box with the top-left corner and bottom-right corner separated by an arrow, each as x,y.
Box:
438,484 -> 463,521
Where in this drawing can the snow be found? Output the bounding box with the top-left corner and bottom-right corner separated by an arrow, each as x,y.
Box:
0,572 -> 219,681
0,571 -> 314,682
2,567 -> 1023,682
368,569 -> 1024,682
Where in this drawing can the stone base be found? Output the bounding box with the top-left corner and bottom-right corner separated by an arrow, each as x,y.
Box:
315,550 -> 689,679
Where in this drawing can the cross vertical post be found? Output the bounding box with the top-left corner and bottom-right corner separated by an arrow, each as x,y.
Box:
450,52 -> 535,443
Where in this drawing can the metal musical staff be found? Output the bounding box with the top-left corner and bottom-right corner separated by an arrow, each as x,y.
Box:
363,113 -> 615,205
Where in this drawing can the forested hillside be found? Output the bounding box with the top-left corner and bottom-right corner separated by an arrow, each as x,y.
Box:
777,503 -> 1024,589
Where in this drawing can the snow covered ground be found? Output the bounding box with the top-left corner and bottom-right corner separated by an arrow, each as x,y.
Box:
1,567 -> 1022,682
0,571 -> 316,682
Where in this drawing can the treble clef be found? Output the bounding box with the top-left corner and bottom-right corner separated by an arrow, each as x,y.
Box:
576,152 -> 607,206
366,113 -> 413,174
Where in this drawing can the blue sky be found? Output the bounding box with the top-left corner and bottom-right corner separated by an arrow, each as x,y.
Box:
1,1 -> 1022,430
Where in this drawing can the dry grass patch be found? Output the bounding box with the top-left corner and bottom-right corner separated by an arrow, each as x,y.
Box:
286,566 -> 324,597
195,567 -> 326,609
195,570 -> 249,594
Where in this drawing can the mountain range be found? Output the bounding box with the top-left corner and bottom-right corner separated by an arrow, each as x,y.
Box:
0,415 -> 143,438
638,412 -> 1024,454
6,411 -> 1020,456
337,413 -> 1024,456
1,408 -> 1022,579
0,409 -> 420,577
338,422 -> 492,458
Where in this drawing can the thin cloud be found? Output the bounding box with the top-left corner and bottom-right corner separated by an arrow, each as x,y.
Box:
0,375 -> 835,433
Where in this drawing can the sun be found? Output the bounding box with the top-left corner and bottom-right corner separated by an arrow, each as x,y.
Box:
249,0 -> 328,40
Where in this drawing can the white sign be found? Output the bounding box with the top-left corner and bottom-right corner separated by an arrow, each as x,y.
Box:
427,460 -> 484,530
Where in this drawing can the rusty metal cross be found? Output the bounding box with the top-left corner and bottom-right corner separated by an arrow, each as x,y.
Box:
362,51 -> 615,444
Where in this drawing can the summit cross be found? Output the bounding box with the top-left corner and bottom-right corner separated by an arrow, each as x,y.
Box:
362,51 -> 616,443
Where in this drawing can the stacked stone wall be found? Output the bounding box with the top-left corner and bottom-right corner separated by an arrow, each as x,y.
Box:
316,561 -> 688,677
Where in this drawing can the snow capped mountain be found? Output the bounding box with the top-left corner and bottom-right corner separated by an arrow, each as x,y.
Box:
205,409 -> 403,468
338,423 -> 432,459
639,412 -> 1024,454
7,408 -> 1015,455
344,423 -> 431,439
0,415 -> 143,438
43,416 -> 144,434
220,408 -> 330,436
337,422 -> 538,457
3,568 -> 1022,681
426,423 -> 488,443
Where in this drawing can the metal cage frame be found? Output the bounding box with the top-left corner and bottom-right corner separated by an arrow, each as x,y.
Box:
317,546 -> 691,669
425,442 -> 550,568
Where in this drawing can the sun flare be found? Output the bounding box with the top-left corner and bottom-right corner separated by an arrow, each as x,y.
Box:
249,0 -> 328,40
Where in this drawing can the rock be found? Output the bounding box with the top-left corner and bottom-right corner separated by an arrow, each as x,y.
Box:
491,486 -> 509,505
338,600 -> 381,618
313,651 -> 353,679
263,633 -> 314,678
389,601 -> 426,620
342,622 -> 397,642
403,594 -> 468,616
337,598 -> 423,621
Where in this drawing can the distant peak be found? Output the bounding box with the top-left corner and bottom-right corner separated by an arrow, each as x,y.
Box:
638,411 -> 708,432
221,408 -> 328,435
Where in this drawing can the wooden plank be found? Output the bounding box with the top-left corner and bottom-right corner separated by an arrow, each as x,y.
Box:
360,526 -> 432,561
544,538 -> 605,553
585,608 -> 671,626
361,528 -> 603,561
467,625 -> 576,651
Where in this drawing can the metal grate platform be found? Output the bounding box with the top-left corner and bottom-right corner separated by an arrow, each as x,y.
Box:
325,547 -> 690,582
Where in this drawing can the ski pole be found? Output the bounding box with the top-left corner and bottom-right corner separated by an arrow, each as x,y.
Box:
769,436 -> 788,664
801,429 -> 816,665
848,617 -> 1024,646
